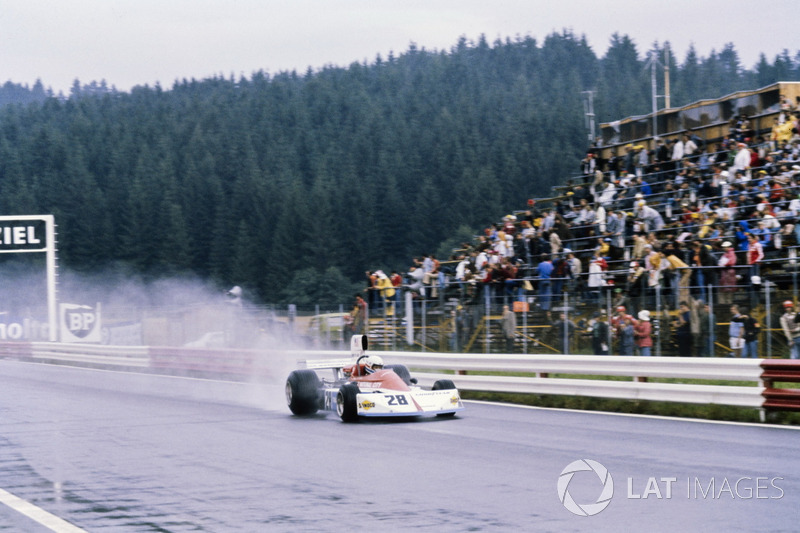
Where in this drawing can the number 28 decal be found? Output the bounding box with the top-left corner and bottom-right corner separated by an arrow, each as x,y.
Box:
385,394 -> 408,406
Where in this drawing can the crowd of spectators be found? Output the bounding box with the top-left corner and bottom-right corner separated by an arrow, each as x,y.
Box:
367,99 -> 800,357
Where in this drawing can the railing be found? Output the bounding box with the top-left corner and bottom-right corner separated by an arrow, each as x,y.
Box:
2,342 -> 799,419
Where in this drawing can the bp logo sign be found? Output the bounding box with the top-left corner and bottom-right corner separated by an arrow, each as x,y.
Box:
59,303 -> 102,343
557,459 -> 614,516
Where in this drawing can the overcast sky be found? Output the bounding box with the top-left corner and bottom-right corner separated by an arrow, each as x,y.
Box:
1,0 -> 798,94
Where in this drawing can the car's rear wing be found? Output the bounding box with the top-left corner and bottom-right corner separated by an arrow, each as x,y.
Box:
299,358 -> 353,370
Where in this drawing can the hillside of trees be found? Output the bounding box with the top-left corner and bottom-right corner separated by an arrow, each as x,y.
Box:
1,32 -> 799,304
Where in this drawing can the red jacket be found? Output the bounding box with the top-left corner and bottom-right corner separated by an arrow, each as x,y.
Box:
634,321 -> 653,347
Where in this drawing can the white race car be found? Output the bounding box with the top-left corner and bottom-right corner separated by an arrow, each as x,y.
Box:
286,335 -> 464,422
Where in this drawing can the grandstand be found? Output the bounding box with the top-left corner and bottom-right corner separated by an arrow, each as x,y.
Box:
362,82 -> 800,358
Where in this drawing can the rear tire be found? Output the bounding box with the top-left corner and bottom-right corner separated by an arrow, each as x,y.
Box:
286,370 -> 320,415
432,379 -> 456,391
386,364 -> 412,385
433,379 -> 458,417
336,383 -> 360,422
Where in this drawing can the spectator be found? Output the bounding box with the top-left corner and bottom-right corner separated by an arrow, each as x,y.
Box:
729,304 -> 745,357
407,266 -> 425,296
587,257 -> 606,305
732,142 -> 752,174
746,233 -> 764,280
352,293 -> 367,335
683,134 -> 698,160
676,300 -> 692,356
551,252 -> 570,301
634,310 -> 653,356
741,307 -> 761,358
672,137 -> 685,169
536,254 -> 554,314
637,202 -> 665,232
636,145 -> 649,177
780,300 -> 800,360
690,297 -> 709,357
564,249 -> 583,296
501,304 -> 517,353
549,229 -> 562,255
626,260 -> 646,315
618,316 -> 636,355
588,311 -> 610,355
552,312 -> 577,354
374,271 -> 395,314
689,240 -> 715,301
610,305 -> 634,348
662,249 -> 692,308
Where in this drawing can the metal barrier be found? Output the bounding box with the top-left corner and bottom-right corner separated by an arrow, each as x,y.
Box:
2,342 -> 800,418
760,360 -> 800,411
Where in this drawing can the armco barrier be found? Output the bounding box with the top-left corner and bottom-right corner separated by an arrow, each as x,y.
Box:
149,346 -> 260,377
384,352 -> 766,409
2,343 -> 800,416
760,360 -> 800,411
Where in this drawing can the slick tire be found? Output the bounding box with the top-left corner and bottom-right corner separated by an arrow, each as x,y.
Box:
432,379 -> 456,391
286,369 -> 321,416
336,383 -> 360,423
432,379 -> 457,417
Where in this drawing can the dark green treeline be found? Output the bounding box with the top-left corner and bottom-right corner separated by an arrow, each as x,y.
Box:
1,32 -> 798,303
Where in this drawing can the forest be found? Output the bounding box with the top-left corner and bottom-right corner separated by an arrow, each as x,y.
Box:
1,32 -> 799,304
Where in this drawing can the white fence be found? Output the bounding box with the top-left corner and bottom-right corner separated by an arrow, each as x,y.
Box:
2,342 -> 798,413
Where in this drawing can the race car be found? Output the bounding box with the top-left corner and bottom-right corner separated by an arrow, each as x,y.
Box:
285,335 -> 464,422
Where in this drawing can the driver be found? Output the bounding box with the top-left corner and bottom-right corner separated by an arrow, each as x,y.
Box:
364,355 -> 384,374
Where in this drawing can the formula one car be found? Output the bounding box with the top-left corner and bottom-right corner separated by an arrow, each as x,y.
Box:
285,335 -> 464,422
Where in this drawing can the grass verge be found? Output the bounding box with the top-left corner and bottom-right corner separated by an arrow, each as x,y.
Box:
461,390 -> 800,426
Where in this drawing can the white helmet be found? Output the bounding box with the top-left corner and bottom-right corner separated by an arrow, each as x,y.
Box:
364,355 -> 384,374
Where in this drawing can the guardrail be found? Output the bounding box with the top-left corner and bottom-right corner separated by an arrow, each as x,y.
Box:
382,352 -> 766,409
1,342 -> 799,418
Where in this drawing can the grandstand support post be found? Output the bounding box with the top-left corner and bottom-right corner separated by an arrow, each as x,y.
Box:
391,295 -> 396,351
405,291 -> 414,347
421,294 -> 427,352
315,304 -> 322,345
656,285 -> 663,358
484,286 -> 490,354
382,296 -> 388,350
791,247 -> 797,307
364,299 -> 369,336
522,305 -> 528,354
765,280 -> 771,359
708,285 -> 715,357
339,304 -> 345,346
606,289 -> 613,356
451,305 -> 458,353
563,290 -> 569,355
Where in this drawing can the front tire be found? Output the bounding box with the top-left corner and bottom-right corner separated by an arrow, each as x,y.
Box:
336,383 -> 360,422
286,370 -> 320,415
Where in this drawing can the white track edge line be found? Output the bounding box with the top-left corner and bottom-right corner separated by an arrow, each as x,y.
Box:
0,488 -> 87,533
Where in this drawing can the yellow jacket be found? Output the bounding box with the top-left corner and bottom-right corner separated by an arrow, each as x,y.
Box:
376,276 -> 395,298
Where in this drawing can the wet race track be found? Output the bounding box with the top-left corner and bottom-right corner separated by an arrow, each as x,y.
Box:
1,359 -> 798,532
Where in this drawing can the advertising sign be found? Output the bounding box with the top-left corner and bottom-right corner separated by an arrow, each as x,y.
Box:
59,303 -> 102,343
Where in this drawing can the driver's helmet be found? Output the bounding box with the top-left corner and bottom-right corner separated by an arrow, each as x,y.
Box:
364,355 -> 384,374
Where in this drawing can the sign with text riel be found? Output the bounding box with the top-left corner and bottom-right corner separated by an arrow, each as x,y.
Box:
59,303 -> 101,343
0,220 -> 47,251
